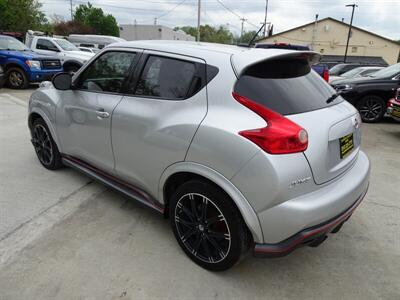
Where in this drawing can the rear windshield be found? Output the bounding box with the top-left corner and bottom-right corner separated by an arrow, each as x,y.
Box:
234,59 -> 341,115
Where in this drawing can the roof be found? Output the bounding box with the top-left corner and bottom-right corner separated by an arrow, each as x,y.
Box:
109,40 -> 321,75
257,17 -> 398,45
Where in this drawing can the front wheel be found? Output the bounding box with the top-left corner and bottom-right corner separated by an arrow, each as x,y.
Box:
170,180 -> 250,271
6,67 -> 29,89
356,95 -> 385,123
31,118 -> 63,170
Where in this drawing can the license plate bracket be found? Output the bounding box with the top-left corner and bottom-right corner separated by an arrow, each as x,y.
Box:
339,133 -> 354,159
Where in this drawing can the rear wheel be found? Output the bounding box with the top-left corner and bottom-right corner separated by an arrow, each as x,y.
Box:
31,118 -> 63,170
356,95 -> 385,123
170,180 -> 250,271
6,67 -> 29,89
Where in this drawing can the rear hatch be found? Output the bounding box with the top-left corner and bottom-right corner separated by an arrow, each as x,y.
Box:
233,51 -> 360,184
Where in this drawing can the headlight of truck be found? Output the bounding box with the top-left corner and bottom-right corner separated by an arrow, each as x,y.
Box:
26,60 -> 41,70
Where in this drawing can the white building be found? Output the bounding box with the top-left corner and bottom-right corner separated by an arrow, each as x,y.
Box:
119,25 -> 195,42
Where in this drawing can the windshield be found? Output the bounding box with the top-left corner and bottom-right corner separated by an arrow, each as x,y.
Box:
341,67 -> 363,78
54,39 -> 79,51
0,36 -> 29,51
370,63 -> 400,78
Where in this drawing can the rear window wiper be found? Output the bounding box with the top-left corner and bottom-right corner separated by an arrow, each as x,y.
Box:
326,93 -> 341,104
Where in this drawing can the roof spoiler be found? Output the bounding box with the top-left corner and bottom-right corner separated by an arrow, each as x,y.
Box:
231,50 -> 321,78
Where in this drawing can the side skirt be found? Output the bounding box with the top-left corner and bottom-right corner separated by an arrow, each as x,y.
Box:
61,154 -> 165,214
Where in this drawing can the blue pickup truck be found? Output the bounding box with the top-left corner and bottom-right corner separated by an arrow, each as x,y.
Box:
255,43 -> 330,82
0,35 -> 63,89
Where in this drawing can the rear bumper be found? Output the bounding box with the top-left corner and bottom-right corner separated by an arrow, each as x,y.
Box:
254,185 -> 368,257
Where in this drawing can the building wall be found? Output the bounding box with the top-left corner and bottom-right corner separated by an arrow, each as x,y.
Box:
258,19 -> 400,65
119,25 -> 195,42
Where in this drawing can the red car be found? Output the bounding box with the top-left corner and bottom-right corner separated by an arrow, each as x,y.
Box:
387,88 -> 400,121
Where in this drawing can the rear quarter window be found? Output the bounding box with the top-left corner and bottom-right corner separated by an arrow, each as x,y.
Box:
234,58 -> 340,115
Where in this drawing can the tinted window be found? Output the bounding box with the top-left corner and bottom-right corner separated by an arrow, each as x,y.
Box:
135,56 -> 196,99
78,51 -> 136,93
37,39 -> 58,51
234,59 -> 340,115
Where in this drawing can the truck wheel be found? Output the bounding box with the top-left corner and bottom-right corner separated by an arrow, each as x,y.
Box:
6,67 -> 29,89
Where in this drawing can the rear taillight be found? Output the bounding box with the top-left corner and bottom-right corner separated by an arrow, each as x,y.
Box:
323,69 -> 329,82
232,92 -> 308,154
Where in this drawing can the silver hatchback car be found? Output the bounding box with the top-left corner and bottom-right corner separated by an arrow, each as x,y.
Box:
28,41 -> 370,271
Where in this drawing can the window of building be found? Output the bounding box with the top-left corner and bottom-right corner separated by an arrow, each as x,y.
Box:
351,46 -> 358,53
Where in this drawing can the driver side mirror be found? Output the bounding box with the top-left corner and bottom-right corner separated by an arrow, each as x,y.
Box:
52,73 -> 72,90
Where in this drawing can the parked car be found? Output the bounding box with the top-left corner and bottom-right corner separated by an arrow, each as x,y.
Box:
329,63 -> 387,77
332,63 -> 400,122
26,32 -> 94,73
387,88 -> 400,121
67,34 -> 125,51
255,43 -> 329,81
0,35 -> 63,89
28,41 -> 370,271
330,66 -> 384,83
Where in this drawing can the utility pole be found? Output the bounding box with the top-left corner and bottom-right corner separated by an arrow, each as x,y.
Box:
311,14 -> 318,50
70,0 -> 73,21
263,0 -> 269,37
240,17 -> 247,42
344,4 -> 358,63
197,0 -> 201,42
154,18 -> 157,25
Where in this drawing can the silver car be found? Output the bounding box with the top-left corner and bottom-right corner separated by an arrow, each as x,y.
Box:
28,41 -> 370,271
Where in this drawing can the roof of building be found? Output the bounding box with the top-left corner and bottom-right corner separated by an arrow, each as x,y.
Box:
320,54 -> 388,65
257,17 -> 398,45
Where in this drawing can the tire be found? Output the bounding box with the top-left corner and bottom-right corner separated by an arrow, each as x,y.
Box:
31,118 -> 63,170
6,67 -> 29,89
63,64 -> 80,74
356,95 -> 386,123
169,180 -> 250,271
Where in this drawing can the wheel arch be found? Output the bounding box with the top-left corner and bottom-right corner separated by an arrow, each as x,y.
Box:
159,162 -> 264,243
28,108 -> 61,150
62,60 -> 82,70
354,90 -> 390,105
4,61 -> 28,73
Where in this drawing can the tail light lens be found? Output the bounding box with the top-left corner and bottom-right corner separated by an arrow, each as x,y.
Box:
232,92 -> 308,154
323,69 -> 329,82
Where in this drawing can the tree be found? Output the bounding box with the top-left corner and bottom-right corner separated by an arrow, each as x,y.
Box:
176,25 -> 234,44
53,20 -> 95,36
238,30 -> 258,44
74,2 -> 119,36
0,0 -> 50,32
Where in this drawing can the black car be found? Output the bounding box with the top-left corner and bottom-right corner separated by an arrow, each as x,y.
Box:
330,62 -> 388,76
332,63 -> 400,122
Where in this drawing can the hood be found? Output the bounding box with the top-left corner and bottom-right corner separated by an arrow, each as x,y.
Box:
331,76 -> 378,85
0,50 -> 59,60
64,50 -> 94,60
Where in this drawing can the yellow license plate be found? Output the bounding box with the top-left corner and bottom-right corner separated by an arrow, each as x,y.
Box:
339,133 -> 354,159
392,106 -> 400,118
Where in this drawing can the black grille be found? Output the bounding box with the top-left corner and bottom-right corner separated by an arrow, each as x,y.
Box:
41,60 -> 62,70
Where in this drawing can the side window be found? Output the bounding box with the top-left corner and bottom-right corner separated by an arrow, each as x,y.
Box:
77,51 -> 136,93
36,39 -> 58,51
135,56 -> 196,100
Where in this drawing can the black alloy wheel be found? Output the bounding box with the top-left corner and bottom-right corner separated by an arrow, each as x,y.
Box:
357,95 -> 385,123
170,180 -> 250,271
31,118 -> 63,170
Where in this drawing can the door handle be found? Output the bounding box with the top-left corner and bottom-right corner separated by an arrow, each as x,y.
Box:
95,110 -> 110,119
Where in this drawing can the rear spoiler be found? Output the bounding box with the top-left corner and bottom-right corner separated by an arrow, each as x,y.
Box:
231,49 -> 321,78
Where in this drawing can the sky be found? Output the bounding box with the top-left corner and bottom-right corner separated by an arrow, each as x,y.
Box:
40,0 -> 400,40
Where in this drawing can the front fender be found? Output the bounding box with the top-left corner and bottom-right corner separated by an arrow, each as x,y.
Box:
158,162 -> 264,243
28,89 -> 61,150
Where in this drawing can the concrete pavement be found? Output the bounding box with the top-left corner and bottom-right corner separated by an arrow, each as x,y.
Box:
0,89 -> 399,299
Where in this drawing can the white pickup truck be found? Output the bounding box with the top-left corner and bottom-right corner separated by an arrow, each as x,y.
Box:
26,33 -> 94,72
